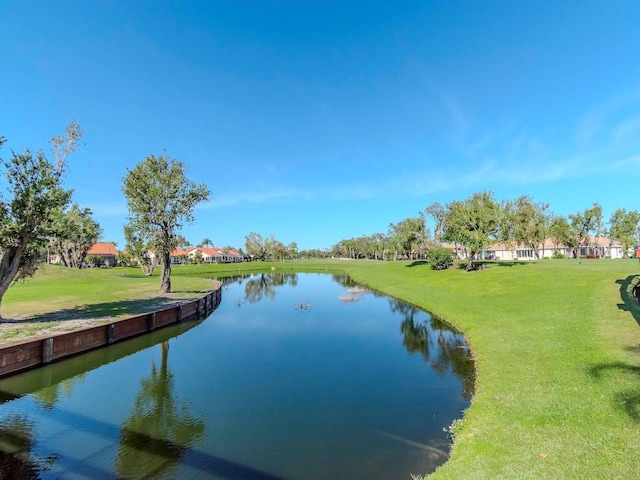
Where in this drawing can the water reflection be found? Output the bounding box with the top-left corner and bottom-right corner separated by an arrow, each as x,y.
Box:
0,414 -> 43,479
243,273 -> 298,303
31,375 -> 86,411
393,299 -> 475,400
116,341 -> 205,478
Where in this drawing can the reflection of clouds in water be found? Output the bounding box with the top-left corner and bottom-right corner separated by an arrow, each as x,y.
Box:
339,286 -> 370,303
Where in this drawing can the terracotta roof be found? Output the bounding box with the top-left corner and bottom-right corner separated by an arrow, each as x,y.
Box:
87,242 -> 118,255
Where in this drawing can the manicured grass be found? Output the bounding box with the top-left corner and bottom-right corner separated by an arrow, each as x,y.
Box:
0,264 -> 216,343
2,259 -> 640,478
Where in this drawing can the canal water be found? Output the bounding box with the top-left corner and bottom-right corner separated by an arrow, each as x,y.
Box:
0,273 -> 473,479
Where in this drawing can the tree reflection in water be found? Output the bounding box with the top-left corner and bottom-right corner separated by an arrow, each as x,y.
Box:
0,414 -> 57,479
31,375 -> 86,411
243,273 -> 298,303
116,341 -> 205,478
392,299 -> 475,400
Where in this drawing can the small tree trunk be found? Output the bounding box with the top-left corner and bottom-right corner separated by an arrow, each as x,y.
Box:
466,250 -> 477,271
0,246 -> 24,320
160,252 -> 171,293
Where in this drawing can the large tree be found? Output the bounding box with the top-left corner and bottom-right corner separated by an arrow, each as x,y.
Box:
442,191 -> 501,271
50,204 -> 102,268
388,216 -> 426,260
122,154 -> 210,293
502,195 -> 550,259
123,223 -> 157,276
244,232 -> 272,261
0,122 -> 82,318
548,215 -> 571,253
608,208 -> 640,257
567,203 -> 602,258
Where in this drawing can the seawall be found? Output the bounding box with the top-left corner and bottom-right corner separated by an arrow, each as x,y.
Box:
0,286 -> 222,378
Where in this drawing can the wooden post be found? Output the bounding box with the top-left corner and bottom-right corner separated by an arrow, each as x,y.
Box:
148,312 -> 156,331
43,338 -> 54,364
108,324 -> 116,344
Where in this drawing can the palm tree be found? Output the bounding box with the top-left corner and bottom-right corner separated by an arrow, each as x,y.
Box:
201,237 -> 213,248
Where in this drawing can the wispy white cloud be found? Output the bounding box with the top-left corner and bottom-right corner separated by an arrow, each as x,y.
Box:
203,188 -> 310,209
576,89 -> 640,144
612,114 -> 640,146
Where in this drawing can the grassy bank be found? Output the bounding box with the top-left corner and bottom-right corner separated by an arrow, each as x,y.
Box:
0,264 -> 216,344
2,259 -> 640,478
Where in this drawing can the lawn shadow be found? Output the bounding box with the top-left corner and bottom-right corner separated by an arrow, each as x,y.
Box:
406,260 -> 429,267
1,292 -> 211,325
588,278 -> 640,423
615,275 -> 640,325
493,261 -> 531,267
454,260 -> 530,271
589,362 -> 640,422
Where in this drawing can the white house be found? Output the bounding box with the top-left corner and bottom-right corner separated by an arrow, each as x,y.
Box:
484,236 -> 626,261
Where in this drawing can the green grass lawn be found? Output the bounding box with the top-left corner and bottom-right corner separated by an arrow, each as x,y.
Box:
2,259 -> 640,478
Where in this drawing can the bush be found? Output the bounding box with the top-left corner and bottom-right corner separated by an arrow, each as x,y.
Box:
428,247 -> 454,270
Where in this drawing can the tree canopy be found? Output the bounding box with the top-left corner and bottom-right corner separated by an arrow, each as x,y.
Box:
442,191 -> 501,271
0,122 -> 82,317
50,204 -> 102,268
122,154 -> 210,293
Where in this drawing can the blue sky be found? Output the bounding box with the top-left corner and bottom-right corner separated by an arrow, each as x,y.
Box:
1,1 -> 639,251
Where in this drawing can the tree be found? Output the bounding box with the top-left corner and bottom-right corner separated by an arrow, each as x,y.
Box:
287,241 -> 298,260
548,215 -> 571,255
388,216 -> 426,260
428,246 -> 454,270
201,237 -> 213,248
425,202 -> 447,245
442,191 -> 501,271
124,224 -> 157,276
50,204 -> 102,268
608,208 -> 640,257
568,203 -> 602,258
85,254 -> 102,268
122,155 -> 210,293
244,232 -> 269,261
502,195 -> 550,259
0,122 -> 82,318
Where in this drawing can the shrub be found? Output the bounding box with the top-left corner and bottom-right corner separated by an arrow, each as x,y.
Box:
428,247 -> 454,270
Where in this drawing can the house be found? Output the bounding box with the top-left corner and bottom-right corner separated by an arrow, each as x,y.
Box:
86,242 -> 119,267
170,246 -> 244,264
484,236 -> 626,261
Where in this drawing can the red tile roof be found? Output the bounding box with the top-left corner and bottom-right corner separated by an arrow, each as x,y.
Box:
87,242 -> 119,255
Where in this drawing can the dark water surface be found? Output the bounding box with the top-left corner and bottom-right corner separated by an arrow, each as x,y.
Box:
0,273 -> 473,479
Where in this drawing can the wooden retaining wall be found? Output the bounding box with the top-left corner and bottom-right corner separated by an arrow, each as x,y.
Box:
0,287 -> 222,378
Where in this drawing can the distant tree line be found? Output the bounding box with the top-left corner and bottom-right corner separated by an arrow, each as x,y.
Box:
330,191 -> 639,271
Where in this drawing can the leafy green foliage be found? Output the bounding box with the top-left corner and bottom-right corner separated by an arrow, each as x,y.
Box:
607,208 -> 640,256
122,154 -> 210,292
388,216 -> 427,259
442,191 -> 501,271
124,224 -> 157,276
85,254 -> 102,267
568,203 -> 603,258
50,204 -> 101,268
0,122 -> 82,317
501,195 -> 550,258
428,246 -> 454,270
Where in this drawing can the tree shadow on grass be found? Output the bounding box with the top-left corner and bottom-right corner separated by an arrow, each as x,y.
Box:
406,260 -> 428,267
588,277 -> 640,423
615,275 -> 640,326
589,362 -> 640,422
1,291 -> 211,325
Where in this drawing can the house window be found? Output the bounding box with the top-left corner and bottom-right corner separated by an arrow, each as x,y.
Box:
516,249 -> 533,258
